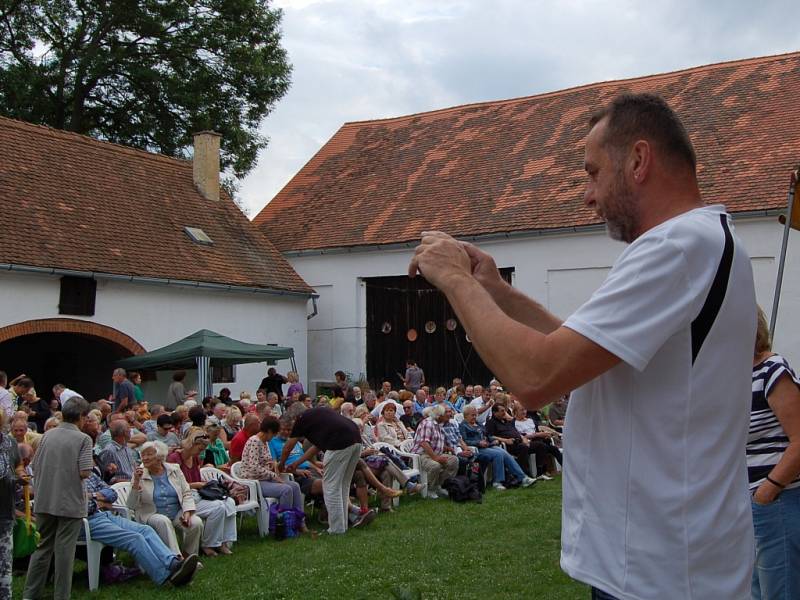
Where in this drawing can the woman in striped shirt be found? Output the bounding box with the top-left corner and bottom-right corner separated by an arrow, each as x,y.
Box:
748,307 -> 800,599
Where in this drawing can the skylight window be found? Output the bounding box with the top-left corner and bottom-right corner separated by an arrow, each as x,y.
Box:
184,226 -> 213,245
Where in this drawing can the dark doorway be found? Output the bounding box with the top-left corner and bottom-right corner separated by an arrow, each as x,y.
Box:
0,333 -> 134,403
365,270 -> 513,390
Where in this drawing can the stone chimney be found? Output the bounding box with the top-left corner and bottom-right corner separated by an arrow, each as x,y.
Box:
192,131 -> 221,201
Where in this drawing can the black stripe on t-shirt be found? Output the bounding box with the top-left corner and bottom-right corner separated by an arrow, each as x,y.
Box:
691,214 -> 734,365
746,446 -> 787,456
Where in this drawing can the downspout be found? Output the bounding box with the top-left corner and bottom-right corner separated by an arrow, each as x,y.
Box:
307,296 -> 319,320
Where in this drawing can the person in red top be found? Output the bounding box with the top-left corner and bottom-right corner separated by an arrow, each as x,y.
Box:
229,414 -> 260,462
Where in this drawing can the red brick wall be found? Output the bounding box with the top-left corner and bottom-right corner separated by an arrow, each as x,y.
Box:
0,318 -> 145,355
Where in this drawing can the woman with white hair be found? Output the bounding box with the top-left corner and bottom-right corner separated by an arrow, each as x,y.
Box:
168,430 -> 237,556
410,404 -> 459,499
222,406 -> 242,445
127,441 -> 203,557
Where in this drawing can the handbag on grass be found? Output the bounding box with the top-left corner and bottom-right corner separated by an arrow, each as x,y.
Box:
13,485 -> 39,558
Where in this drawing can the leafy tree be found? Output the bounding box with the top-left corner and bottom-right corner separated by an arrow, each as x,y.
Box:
0,0 -> 291,180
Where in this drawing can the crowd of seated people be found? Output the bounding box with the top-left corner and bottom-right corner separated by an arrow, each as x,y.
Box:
0,367 -> 566,591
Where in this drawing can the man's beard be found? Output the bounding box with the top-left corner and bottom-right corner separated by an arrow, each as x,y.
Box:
603,168 -> 640,243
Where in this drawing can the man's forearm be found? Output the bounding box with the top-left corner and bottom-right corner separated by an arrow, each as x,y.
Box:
294,444 -> 319,467
420,441 -> 439,460
484,278 -> 562,334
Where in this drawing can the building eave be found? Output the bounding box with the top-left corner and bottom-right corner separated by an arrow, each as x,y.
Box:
0,263 -> 318,299
282,209 -> 783,258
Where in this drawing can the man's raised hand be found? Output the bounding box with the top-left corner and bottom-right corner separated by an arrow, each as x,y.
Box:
408,231 -> 472,292
459,241 -> 505,292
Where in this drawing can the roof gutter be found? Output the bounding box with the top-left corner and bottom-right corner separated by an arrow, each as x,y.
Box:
0,263 -> 317,299
283,208 -> 782,258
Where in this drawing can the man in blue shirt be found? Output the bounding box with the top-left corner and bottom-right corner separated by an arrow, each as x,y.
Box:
84,472 -> 198,586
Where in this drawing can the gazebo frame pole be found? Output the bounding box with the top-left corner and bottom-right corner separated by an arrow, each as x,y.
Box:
770,170 -> 798,335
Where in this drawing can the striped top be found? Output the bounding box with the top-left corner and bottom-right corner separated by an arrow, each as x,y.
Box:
747,353 -> 800,491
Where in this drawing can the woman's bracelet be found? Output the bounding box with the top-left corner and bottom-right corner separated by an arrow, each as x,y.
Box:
765,475 -> 786,489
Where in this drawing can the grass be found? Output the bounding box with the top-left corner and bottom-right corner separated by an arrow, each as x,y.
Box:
13,476 -> 587,599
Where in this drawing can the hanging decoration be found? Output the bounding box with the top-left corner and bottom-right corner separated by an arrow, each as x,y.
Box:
445,318 -> 458,331
424,321 -> 437,334
407,328 -> 418,342
381,322 -> 392,334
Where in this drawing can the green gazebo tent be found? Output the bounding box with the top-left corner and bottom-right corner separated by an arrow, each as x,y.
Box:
118,329 -> 295,398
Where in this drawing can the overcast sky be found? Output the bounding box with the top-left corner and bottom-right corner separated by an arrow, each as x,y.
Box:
237,0 -> 800,217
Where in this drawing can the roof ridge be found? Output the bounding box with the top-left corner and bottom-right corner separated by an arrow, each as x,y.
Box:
341,50 -> 800,127
0,115 -> 191,170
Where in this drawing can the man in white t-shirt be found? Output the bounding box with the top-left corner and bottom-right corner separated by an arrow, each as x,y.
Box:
408,93 -> 756,599
53,384 -> 81,406
467,385 -> 494,425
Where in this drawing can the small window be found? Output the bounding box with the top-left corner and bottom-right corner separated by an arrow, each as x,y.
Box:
184,226 -> 213,245
212,365 -> 236,384
59,276 -> 97,316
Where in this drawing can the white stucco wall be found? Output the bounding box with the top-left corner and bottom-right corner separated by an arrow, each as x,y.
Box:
289,216 -> 800,387
0,271 -> 309,401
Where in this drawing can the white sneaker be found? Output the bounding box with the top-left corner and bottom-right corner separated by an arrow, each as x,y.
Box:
492,482 -> 507,491
426,491 -> 439,500
436,487 -> 449,497
537,474 -> 553,481
521,477 -> 537,488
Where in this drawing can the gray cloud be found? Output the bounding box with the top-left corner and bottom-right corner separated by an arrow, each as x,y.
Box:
238,0 -> 800,216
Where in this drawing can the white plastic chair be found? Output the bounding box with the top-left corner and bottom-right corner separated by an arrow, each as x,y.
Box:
76,482 -> 132,592
110,481 -> 133,519
77,518 -> 104,591
200,466 -> 266,535
395,439 -> 428,497
230,461 -> 273,537
372,442 -> 421,506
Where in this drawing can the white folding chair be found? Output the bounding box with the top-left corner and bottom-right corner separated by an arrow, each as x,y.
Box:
110,481 -> 133,519
76,482 -> 132,592
200,466 -> 266,535
230,461 -> 273,537
77,518 -> 104,591
372,442 -> 422,506
395,439 -> 429,497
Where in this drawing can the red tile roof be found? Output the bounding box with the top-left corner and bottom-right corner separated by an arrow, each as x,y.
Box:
0,117 -> 313,294
255,52 -> 800,252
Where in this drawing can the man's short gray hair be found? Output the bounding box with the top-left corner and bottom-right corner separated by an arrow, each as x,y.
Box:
61,396 -> 89,423
284,402 -> 307,420
140,440 -> 168,461
110,419 -> 129,438
423,404 -> 446,419
113,368 -> 126,377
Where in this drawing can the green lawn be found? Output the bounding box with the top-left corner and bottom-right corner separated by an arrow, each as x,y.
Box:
14,476 -> 587,599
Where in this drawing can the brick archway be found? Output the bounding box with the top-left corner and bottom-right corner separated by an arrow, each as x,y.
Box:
0,318 -> 145,355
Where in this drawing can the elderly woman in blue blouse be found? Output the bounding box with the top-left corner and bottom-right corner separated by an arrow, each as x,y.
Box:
459,405 -> 535,490
127,440 -> 203,557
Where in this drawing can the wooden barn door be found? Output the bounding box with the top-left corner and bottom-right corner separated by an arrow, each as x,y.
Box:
365,270 -> 513,390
